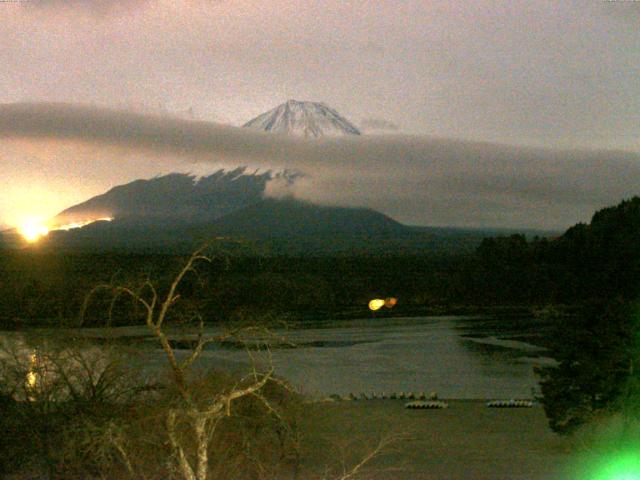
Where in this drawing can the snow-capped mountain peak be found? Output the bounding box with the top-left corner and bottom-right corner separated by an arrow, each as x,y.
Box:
243,100 -> 361,138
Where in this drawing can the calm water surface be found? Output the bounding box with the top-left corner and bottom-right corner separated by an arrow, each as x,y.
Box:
183,316 -> 555,399
1,316 -> 555,400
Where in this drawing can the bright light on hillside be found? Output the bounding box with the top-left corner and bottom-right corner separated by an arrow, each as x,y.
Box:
15,216 -> 114,243
56,217 -> 113,231
18,218 -> 50,243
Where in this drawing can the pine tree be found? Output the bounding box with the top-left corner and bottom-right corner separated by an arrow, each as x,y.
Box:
535,300 -> 639,434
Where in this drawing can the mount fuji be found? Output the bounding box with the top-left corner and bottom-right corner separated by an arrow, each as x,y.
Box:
16,167 -> 411,253
243,100 -> 361,138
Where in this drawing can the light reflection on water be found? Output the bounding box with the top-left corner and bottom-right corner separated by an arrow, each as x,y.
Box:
1,316 -> 556,400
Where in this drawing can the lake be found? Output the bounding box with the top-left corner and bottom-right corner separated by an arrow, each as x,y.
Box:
1,315 -> 556,400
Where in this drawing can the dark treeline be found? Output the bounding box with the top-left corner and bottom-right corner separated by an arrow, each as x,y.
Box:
480,196 -> 640,434
2,197 -> 640,328
476,196 -> 640,305
0,250 -> 474,327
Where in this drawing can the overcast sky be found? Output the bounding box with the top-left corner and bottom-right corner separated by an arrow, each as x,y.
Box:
1,1 -> 639,229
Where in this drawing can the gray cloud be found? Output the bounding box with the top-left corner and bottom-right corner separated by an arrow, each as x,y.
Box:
360,118 -> 401,132
1,103 -> 639,230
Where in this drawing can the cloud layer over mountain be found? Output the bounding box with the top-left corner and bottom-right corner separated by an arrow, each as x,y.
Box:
1,103 -> 639,229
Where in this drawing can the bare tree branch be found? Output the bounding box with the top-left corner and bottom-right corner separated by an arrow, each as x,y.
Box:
156,244 -> 211,330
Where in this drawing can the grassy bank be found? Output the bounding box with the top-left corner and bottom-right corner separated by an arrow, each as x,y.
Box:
300,399 -> 575,479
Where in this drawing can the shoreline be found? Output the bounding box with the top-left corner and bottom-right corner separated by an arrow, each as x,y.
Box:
0,303 -> 582,331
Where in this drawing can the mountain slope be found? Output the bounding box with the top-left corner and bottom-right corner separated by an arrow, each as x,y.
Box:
243,100 -> 361,138
53,168 -> 277,226
40,198 -> 409,253
38,165 -> 420,253
214,197 -> 404,238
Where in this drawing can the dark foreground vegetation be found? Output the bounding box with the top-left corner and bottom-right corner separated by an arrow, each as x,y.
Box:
0,342 -> 304,479
1,197 -> 640,477
1,249 -> 401,479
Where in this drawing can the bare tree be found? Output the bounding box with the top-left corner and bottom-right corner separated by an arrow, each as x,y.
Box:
75,244 -> 406,480
0,243 -> 406,479
80,244 -> 298,480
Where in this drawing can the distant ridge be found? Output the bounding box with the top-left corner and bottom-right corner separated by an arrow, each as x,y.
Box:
32,168 -> 417,253
243,100 -> 361,138
214,197 -> 404,238
53,168 -> 276,226
34,197 -> 412,254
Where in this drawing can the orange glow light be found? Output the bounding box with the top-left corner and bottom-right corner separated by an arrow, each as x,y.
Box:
385,297 -> 398,308
16,216 -> 114,243
55,217 -> 113,231
18,218 -> 50,243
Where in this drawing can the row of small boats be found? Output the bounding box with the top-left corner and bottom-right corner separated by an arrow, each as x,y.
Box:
325,393 -> 535,409
405,399 -> 534,409
331,392 -> 439,401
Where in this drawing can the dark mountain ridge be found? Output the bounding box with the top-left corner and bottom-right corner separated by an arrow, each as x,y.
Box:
2,167 -> 561,254
23,169 -> 416,253
54,168 -> 287,225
